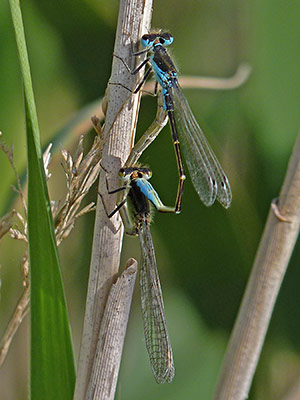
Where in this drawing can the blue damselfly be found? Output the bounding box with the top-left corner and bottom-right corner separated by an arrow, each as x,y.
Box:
101,166 -> 175,383
116,32 -> 232,212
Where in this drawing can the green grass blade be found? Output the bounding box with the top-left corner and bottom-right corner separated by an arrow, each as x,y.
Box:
8,0 -> 76,399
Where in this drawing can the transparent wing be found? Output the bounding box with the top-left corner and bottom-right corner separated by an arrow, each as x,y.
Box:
138,219 -> 175,383
170,84 -> 232,208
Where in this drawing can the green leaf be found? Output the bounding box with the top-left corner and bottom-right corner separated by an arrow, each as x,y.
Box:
9,0 -> 75,399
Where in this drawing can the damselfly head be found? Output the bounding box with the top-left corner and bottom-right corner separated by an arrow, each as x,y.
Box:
132,168 -> 152,181
119,167 -> 152,181
141,32 -> 174,49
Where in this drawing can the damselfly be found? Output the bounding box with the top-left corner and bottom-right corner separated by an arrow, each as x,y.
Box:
116,32 -> 232,211
102,166 -> 176,383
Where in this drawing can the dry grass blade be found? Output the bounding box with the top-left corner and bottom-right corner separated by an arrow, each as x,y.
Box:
0,211 -> 16,239
213,130 -> 300,400
86,258 -> 138,400
55,134 -> 103,245
0,130 -> 103,368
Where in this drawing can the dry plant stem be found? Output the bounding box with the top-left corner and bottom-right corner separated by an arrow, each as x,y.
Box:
73,1 -> 153,399
177,63 -> 251,90
0,285 -> 30,367
86,259 -> 137,400
213,131 -> 300,400
143,63 -> 252,93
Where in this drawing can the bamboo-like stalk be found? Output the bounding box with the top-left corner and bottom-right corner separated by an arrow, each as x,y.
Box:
213,130 -> 300,400
73,1 -> 153,399
86,259 -> 137,400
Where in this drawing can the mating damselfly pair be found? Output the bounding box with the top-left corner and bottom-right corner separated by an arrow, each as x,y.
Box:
103,31 -> 232,383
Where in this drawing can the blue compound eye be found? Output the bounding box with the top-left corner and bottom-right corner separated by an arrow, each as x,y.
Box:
160,32 -> 174,46
141,34 -> 157,48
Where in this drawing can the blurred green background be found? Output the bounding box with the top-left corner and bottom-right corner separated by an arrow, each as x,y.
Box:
1,0 -> 300,398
